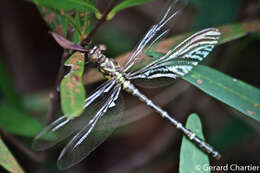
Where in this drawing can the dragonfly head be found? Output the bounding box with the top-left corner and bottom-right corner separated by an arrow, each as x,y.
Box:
87,44 -> 107,63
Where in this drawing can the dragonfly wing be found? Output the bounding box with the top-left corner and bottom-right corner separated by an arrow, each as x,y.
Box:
95,90 -> 124,130
32,79 -> 116,151
129,28 -> 220,82
57,86 -> 122,169
122,0 -> 187,72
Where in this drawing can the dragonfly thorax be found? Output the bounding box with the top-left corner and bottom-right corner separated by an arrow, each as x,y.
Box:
88,44 -> 107,63
88,45 -> 125,81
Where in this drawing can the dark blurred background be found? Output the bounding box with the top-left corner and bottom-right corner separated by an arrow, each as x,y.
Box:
0,0 -> 260,173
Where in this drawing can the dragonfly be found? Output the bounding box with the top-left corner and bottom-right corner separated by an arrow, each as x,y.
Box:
33,0 -> 221,169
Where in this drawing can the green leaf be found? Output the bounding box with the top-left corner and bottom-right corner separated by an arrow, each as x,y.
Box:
107,0 -> 156,20
0,137 -> 25,173
210,115 -> 253,150
37,7 -> 69,37
0,104 -> 44,137
179,113 -> 210,173
0,55 -> 21,109
28,0 -> 100,14
218,20 -> 260,45
36,3 -> 96,42
183,65 -> 260,122
60,52 -> 86,119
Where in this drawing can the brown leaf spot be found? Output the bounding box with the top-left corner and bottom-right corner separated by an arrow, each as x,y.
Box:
219,25 -> 232,39
75,88 -> 80,94
41,7 -> 48,13
154,39 -> 174,53
44,12 -> 55,24
60,10 -> 65,16
253,103 -> 258,108
247,110 -> 256,116
69,52 -> 84,65
66,81 -> 74,90
242,20 -> 260,33
71,75 -> 80,86
197,79 -> 203,85
54,25 -> 66,38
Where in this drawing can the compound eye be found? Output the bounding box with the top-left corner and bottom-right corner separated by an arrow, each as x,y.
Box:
99,44 -> 107,51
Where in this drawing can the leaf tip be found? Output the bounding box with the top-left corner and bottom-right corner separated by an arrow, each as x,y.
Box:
95,12 -> 102,20
106,12 -> 115,21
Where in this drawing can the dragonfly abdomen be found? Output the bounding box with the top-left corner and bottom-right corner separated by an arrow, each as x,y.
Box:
123,81 -> 221,159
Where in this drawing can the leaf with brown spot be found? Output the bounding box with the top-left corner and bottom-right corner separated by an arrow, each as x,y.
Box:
60,52 -> 86,119
30,0 -> 98,43
0,137 -> 25,173
36,7 -> 69,38
183,65 -> 260,122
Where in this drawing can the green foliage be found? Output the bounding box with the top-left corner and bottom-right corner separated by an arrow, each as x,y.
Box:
30,0 -> 97,43
218,21 -> 260,45
60,52 -> 86,119
107,0 -> 156,20
191,0 -> 241,29
28,0 -> 100,14
183,65 -> 260,122
0,57 -> 21,109
168,21 -> 260,50
179,113 -> 210,173
0,137 -> 25,173
0,104 -> 44,137
210,115 -> 253,150
0,54 -> 44,137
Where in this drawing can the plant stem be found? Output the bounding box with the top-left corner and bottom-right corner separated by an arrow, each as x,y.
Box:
81,0 -> 117,46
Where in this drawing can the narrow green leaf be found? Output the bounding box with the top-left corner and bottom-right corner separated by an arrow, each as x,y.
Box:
0,55 -> 21,109
82,21 -> 260,122
219,20 -> 260,44
0,104 -> 44,137
35,0 -> 97,42
183,65 -> 260,122
107,0 -> 156,20
28,0 -> 100,14
22,92 -> 49,113
156,20 -> 260,53
179,113 -> 210,173
0,137 -> 25,173
84,21 -> 260,84
60,52 -> 86,119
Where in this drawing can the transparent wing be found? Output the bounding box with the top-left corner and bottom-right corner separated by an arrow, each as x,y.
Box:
129,28 -> 221,80
32,79 -> 116,151
57,86 -> 122,169
122,0 -> 187,72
